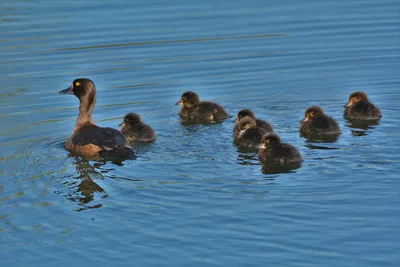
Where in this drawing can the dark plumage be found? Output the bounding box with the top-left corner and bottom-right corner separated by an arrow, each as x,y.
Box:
258,133 -> 303,163
233,109 -> 273,137
300,106 -> 341,137
59,78 -> 133,158
344,91 -> 382,120
119,113 -> 156,142
175,91 -> 229,122
234,117 -> 266,148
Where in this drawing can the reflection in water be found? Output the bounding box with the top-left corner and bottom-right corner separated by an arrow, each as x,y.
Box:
304,144 -> 340,150
236,151 -> 259,166
64,158 -> 109,211
345,119 -> 380,137
300,132 -> 340,143
261,161 -> 302,174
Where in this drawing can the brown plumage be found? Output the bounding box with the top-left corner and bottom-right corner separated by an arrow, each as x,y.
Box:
59,78 -> 133,158
344,91 -> 382,120
175,91 -> 229,122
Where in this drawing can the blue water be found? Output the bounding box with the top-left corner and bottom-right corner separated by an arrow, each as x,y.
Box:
1,0 -> 399,266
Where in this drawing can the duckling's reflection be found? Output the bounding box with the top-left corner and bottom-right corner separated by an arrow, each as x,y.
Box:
300,133 -> 340,143
261,162 -> 302,174
346,119 -> 379,137
236,150 -> 259,166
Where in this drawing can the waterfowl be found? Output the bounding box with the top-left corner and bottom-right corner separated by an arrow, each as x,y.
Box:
234,117 -> 266,148
175,91 -> 229,122
59,78 -> 133,158
258,133 -> 303,163
300,106 -> 341,137
119,113 -> 156,142
234,109 -> 273,137
344,92 -> 382,120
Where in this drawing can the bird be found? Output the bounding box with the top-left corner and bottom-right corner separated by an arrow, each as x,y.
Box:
258,133 -> 303,163
344,91 -> 382,120
300,106 -> 341,137
233,109 -> 273,137
175,91 -> 229,122
119,113 -> 156,143
234,117 -> 267,148
59,78 -> 133,158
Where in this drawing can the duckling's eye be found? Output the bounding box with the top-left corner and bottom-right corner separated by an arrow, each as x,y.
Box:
310,112 -> 315,117
75,82 -> 80,87
355,97 -> 360,101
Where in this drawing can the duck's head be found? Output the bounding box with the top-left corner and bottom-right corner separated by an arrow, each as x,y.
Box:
238,117 -> 256,137
235,109 -> 255,123
302,106 -> 325,122
175,91 -> 200,108
259,133 -> 282,149
119,113 -> 142,128
59,78 -> 96,104
345,91 -> 369,108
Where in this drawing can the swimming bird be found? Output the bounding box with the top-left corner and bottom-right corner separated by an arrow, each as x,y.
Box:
234,109 -> 273,137
234,117 -> 267,148
59,78 -> 133,158
258,133 -> 303,163
175,91 -> 229,122
344,91 -> 382,120
119,113 -> 156,142
300,106 -> 341,137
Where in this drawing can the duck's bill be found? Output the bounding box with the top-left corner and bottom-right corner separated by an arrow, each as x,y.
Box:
344,102 -> 352,108
258,144 -> 266,149
175,100 -> 182,106
301,117 -> 308,123
119,122 -> 125,127
59,86 -> 73,95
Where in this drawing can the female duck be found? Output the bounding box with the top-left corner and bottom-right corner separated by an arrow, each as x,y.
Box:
300,106 -> 341,137
234,117 -> 267,148
175,91 -> 229,122
119,113 -> 156,142
258,133 -> 303,163
59,78 -> 133,158
344,92 -> 382,120
234,109 -> 273,137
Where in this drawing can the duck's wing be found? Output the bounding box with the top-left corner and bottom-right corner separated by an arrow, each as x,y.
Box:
72,124 -> 130,151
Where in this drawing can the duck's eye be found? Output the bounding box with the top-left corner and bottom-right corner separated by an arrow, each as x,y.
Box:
355,97 -> 360,101
310,112 -> 315,117
75,81 -> 80,87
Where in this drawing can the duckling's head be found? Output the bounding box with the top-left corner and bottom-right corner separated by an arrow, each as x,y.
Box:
302,106 -> 325,122
59,78 -> 96,104
175,91 -> 200,108
238,117 -> 256,137
236,109 -> 256,123
119,113 -> 142,128
345,91 -> 369,107
259,133 -> 282,149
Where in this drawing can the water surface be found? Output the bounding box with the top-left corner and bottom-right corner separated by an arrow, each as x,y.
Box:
1,1 -> 399,266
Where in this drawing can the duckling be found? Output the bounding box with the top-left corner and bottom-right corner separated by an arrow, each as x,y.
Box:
59,78 -> 133,158
234,117 -> 266,148
234,109 -> 273,137
119,113 -> 156,142
175,91 -> 229,122
344,91 -> 382,120
300,106 -> 341,137
258,133 -> 303,163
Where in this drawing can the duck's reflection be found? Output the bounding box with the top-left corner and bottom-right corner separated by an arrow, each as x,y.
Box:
261,161 -> 302,174
66,158 -> 109,211
346,119 -> 380,137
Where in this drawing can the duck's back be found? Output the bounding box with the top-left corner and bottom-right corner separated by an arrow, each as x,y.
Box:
193,101 -> 229,121
256,119 -> 274,133
301,116 -> 340,135
235,127 -> 266,148
67,123 -> 133,157
260,144 -> 302,163
122,123 -> 156,142
345,101 -> 382,120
